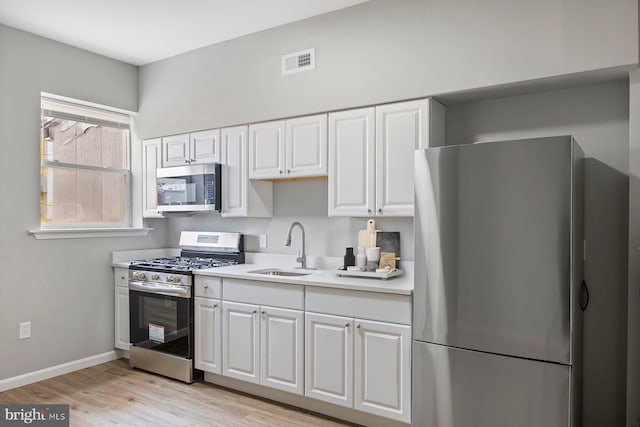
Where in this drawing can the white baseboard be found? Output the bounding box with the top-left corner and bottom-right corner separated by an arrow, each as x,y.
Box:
0,351 -> 120,392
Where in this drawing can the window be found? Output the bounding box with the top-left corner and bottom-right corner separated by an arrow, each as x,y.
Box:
40,96 -> 131,228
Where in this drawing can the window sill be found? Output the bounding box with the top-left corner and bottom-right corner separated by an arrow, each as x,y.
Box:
28,227 -> 153,240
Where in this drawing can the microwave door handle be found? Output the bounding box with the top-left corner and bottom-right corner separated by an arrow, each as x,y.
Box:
129,281 -> 190,298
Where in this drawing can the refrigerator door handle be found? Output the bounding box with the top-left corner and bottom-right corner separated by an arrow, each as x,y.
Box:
579,280 -> 590,311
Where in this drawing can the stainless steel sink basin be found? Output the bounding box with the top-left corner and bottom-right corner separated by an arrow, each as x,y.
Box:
247,268 -> 314,277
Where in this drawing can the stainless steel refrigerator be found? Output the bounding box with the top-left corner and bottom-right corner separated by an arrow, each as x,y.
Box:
413,136 -> 586,427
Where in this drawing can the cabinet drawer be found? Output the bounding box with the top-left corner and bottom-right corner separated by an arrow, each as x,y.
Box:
114,268 -> 128,287
306,287 -> 411,325
195,276 -> 222,298
223,278 -> 304,310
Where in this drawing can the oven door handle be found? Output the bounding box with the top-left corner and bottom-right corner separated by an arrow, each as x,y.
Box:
128,281 -> 191,298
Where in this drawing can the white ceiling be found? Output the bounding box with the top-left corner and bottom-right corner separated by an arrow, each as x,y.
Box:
0,0 -> 369,66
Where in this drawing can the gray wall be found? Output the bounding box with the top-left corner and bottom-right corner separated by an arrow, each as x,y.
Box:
0,24 -> 167,380
135,0 -> 638,139
165,180 -> 414,261
446,80 -> 629,427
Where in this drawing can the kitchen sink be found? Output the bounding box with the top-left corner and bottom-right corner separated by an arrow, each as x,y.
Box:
247,268 -> 315,277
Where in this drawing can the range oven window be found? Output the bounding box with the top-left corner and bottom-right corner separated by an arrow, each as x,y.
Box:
129,290 -> 191,358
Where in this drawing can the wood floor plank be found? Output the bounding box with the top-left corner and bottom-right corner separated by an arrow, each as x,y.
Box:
0,359 -> 356,427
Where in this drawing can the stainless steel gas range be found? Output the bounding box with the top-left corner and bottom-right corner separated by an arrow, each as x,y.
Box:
128,231 -> 244,383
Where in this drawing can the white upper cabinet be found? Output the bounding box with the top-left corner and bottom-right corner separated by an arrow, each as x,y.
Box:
249,121 -> 286,179
162,133 -> 190,167
249,114 -> 327,180
162,129 -> 221,167
376,99 -> 433,216
286,114 -> 327,178
142,138 -> 163,218
329,98 -> 445,217
191,129 -> 221,164
328,107 -> 376,217
221,126 -> 273,217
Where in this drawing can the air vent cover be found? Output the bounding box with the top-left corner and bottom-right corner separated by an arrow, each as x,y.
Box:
282,48 -> 315,76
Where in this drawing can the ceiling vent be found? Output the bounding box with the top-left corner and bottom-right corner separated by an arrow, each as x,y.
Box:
281,48 -> 315,76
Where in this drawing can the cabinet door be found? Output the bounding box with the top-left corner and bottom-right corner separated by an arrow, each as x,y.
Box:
354,319 -> 411,422
162,133 -> 190,167
194,297 -> 222,374
142,139 -> 163,218
260,306 -> 304,395
249,121 -> 285,179
375,99 -> 429,217
191,129 -> 221,164
286,114 -> 327,178
221,126 -> 248,216
222,301 -> 260,383
305,312 -> 353,407
328,108 -> 375,217
114,286 -> 129,351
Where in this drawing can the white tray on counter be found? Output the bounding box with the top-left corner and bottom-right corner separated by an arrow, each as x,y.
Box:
335,268 -> 404,280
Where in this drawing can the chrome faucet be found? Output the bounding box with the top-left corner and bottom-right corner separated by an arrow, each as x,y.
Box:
285,221 -> 307,269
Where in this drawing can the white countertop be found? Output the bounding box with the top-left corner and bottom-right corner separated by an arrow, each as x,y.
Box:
112,248 -> 180,268
196,253 -> 413,296
112,251 -> 413,295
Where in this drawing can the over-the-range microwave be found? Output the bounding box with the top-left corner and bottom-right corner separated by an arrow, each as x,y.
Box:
156,163 -> 222,212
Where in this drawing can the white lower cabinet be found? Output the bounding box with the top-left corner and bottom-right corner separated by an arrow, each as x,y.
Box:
354,319 -> 411,423
221,301 -> 304,394
260,306 -> 304,394
114,267 -> 129,351
114,286 -> 130,350
305,313 -> 410,422
305,312 -> 353,407
196,277 -> 411,425
222,301 -> 261,383
194,297 -> 222,374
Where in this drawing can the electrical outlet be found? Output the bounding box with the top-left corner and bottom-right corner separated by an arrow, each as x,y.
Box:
259,234 -> 267,248
19,321 -> 31,339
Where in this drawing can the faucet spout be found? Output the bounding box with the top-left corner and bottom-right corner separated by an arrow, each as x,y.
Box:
285,221 -> 307,269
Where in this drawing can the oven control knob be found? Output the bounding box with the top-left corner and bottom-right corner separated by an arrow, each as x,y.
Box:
151,274 -> 160,280
133,272 -> 146,280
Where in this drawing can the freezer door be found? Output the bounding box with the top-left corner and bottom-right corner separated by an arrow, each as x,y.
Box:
414,137 -> 573,364
412,341 -> 571,427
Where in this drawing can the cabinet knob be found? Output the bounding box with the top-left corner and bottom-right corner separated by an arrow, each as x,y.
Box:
367,209 -> 372,214
287,169 -> 291,174
213,304 -> 218,308
184,160 -> 190,163
377,208 -> 382,213
356,324 -> 361,329
345,323 -> 350,328
261,310 -> 266,315
203,284 -> 208,289
120,276 -> 125,280
279,170 -> 283,174
252,309 -> 257,314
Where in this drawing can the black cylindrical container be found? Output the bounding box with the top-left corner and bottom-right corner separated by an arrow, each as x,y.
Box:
343,247 -> 355,269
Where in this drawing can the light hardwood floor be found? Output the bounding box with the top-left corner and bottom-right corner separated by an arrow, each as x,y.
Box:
0,359 -> 356,426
